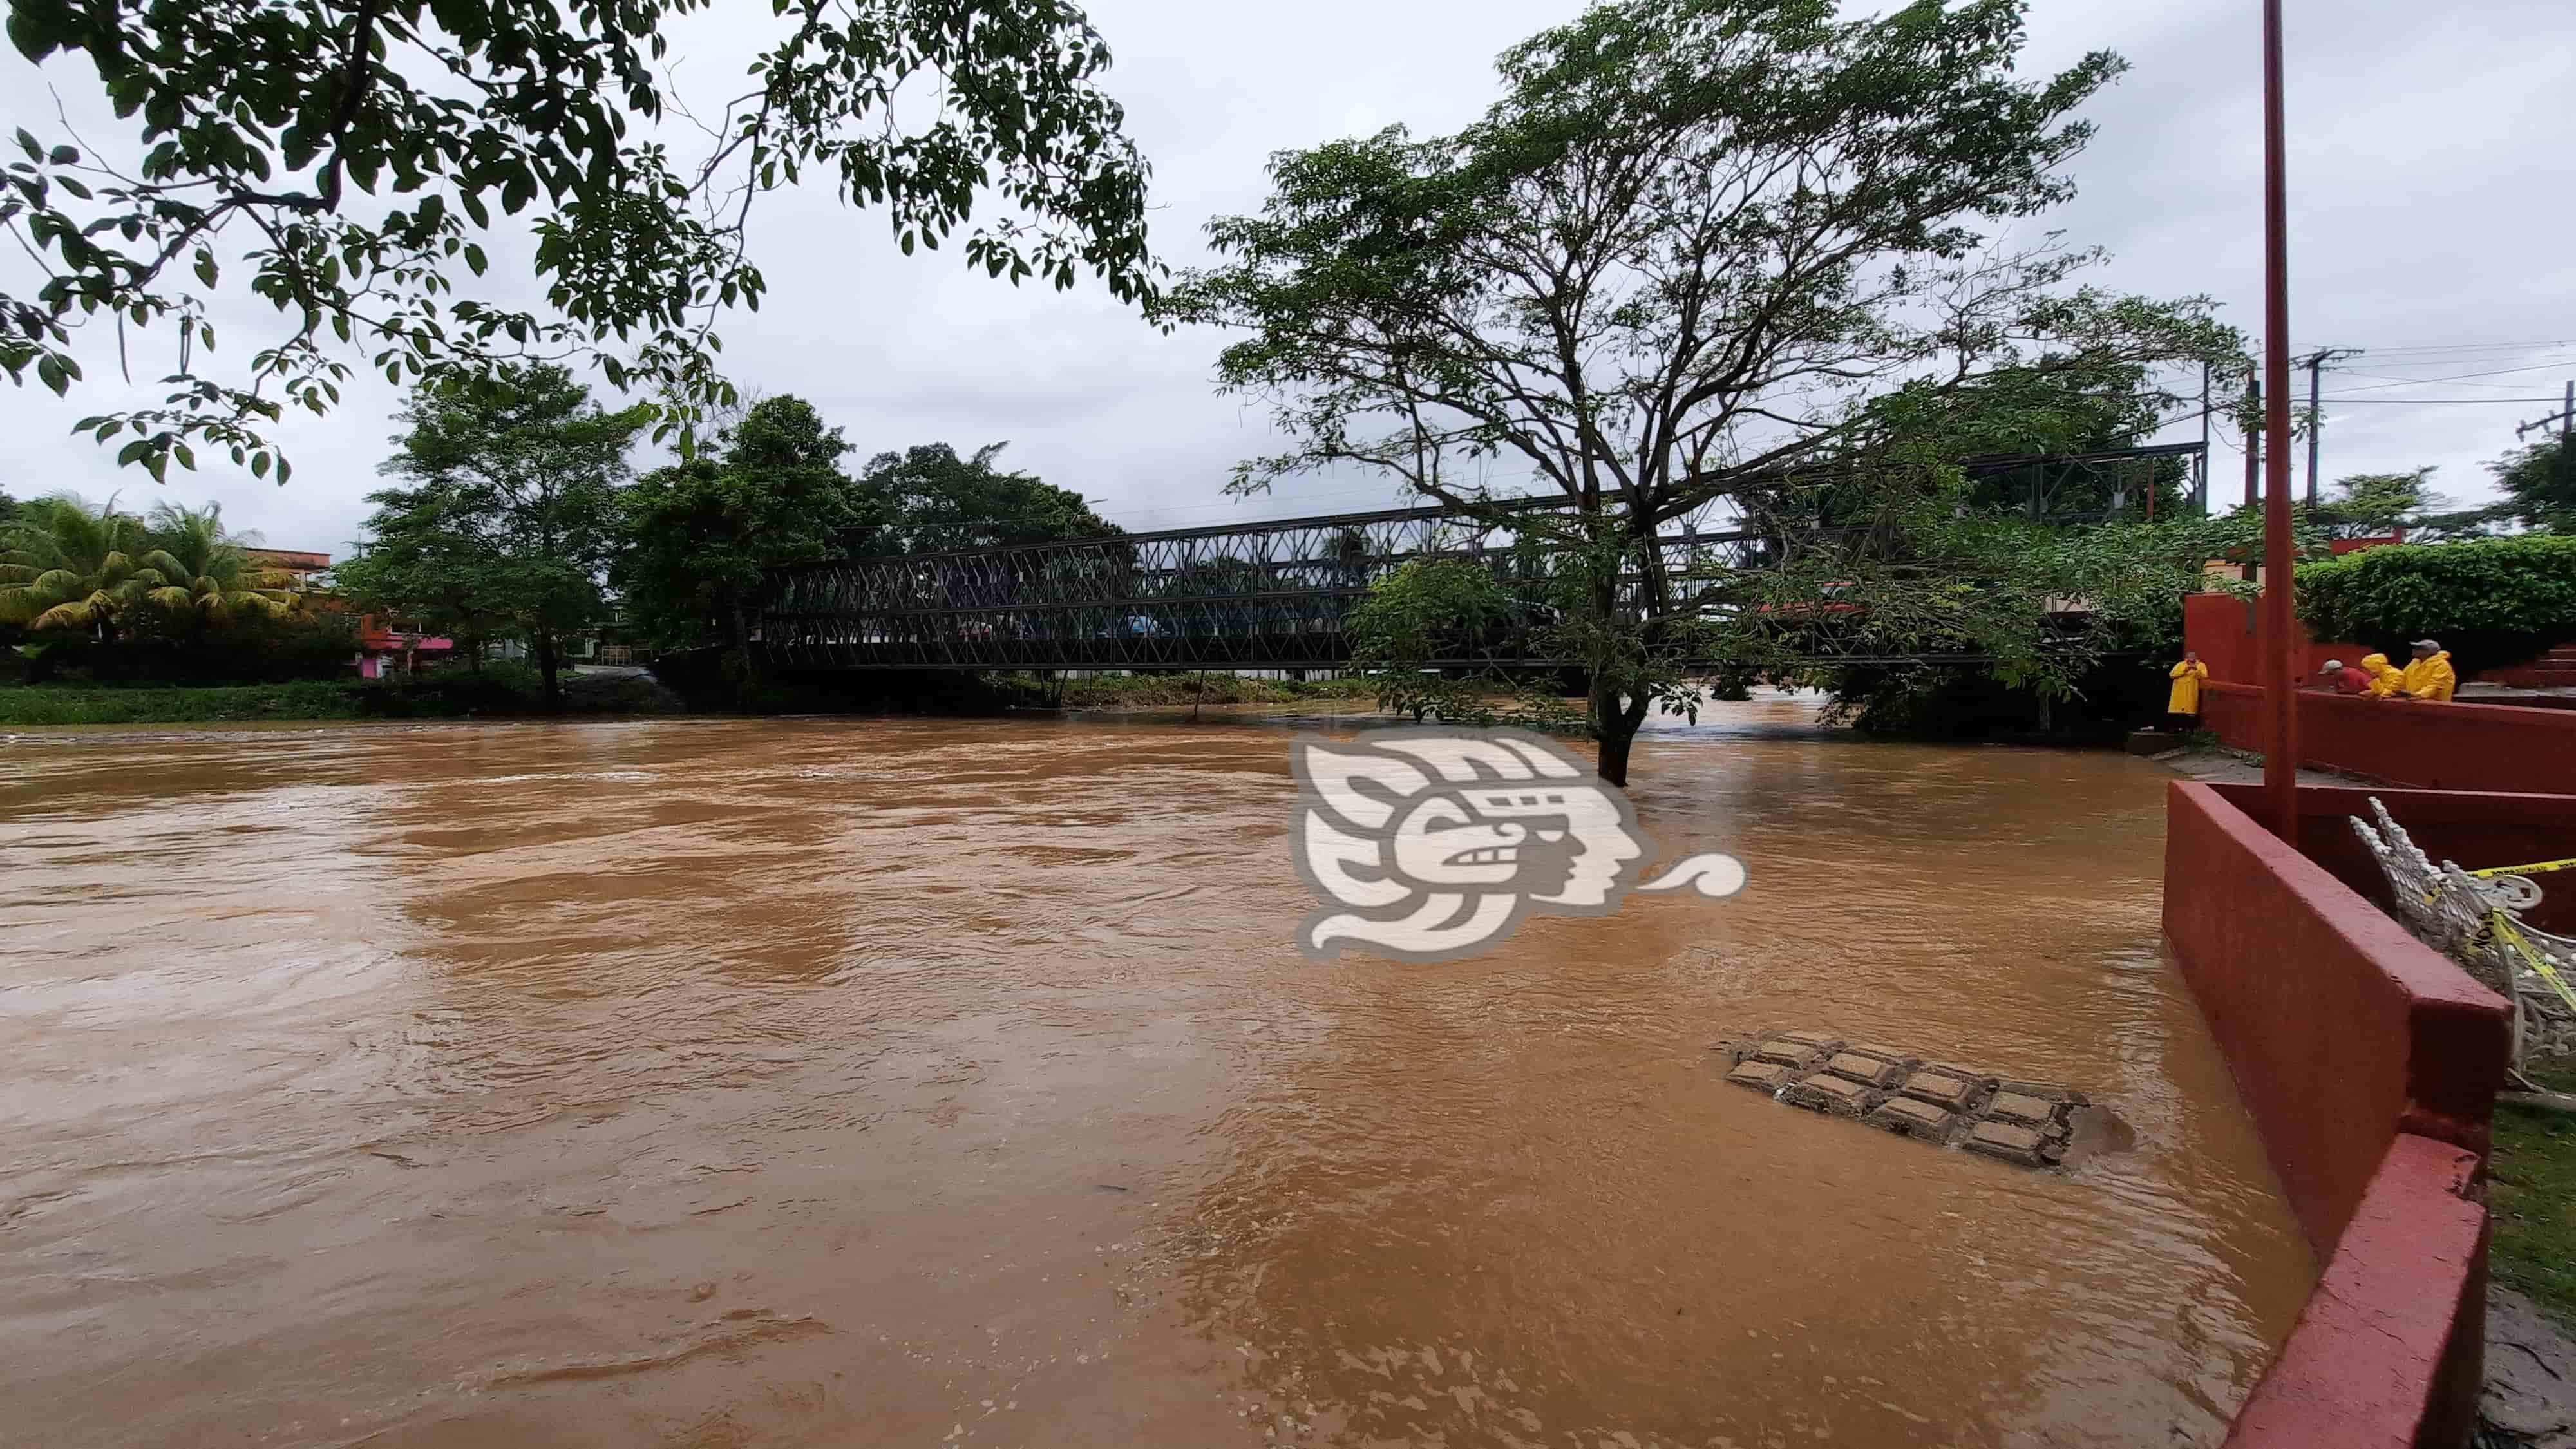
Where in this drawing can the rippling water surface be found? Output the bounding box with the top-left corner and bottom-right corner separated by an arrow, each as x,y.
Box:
0,695 -> 2311,1447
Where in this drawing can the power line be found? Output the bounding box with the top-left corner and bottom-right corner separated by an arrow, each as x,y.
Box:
2331,339 -> 2576,355
2324,360 -> 2576,392
2313,395 -> 2568,404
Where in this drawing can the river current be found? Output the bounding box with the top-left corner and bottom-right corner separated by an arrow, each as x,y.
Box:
0,693 -> 2311,1446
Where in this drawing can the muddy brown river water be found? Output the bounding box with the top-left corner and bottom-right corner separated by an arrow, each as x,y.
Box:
1,695 -> 2313,1448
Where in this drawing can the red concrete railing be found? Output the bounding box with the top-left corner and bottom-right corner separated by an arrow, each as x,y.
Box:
2200,683 -> 2576,795
2219,782 -> 2576,935
2220,1135 -> 2490,1449
2164,782 -> 2510,1448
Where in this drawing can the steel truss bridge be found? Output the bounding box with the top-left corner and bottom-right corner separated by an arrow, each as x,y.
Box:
755,444 -> 2204,674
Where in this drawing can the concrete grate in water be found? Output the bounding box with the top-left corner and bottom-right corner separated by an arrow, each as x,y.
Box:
1714,1031 -> 2104,1169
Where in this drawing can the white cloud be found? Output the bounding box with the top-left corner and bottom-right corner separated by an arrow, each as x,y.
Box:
2,0 -> 2569,558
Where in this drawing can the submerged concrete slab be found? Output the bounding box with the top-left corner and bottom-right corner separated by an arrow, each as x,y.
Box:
1868,1096 -> 1955,1142
1780,1072 -> 1886,1118
1898,1070 -> 1990,1113
1963,1120 -> 2065,1167
1823,1052 -> 1909,1090
1724,1060 -> 1795,1093
1712,1026 -> 2110,1173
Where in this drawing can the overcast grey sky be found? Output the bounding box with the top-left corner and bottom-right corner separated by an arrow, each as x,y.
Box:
5,0 -> 2571,556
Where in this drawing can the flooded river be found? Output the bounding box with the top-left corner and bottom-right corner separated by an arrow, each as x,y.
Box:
1,696 -> 2311,1447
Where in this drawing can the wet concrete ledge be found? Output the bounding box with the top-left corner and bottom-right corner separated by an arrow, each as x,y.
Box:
2164,782 -> 2512,1448
2200,683 -> 2576,795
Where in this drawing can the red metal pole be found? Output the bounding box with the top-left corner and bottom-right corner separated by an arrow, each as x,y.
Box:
2260,0 -> 2299,846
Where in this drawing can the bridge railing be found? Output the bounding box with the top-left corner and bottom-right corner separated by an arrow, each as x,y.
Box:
757,446 -> 2210,673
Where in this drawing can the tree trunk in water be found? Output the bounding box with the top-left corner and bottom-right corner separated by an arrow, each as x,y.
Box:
1590,679 -> 1651,788
535,630 -> 562,714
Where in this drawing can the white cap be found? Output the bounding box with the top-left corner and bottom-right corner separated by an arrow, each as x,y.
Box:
2322,659 -> 2345,672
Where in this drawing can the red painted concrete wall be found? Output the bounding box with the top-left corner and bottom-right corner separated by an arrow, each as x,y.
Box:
2183,591 -> 2365,685
2201,683 -> 2576,794
2164,783 -> 2508,1242
2221,1135 -> 2490,1449
2166,783 -> 2510,1448
2211,782 -> 2576,936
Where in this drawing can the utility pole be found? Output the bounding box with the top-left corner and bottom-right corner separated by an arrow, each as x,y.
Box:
2514,380 -> 2576,498
2259,0 -> 2298,846
2198,361 -> 2212,513
2242,374 -> 2262,511
2301,348 -> 2355,507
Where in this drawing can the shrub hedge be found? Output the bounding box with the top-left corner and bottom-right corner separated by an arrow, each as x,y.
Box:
2296,535 -> 2576,677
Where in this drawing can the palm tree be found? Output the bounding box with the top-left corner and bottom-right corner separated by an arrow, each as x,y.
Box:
0,494 -> 289,639
140,501 -> 294,619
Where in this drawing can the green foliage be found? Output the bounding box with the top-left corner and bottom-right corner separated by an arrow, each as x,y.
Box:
1168,0 -> 2235,780
1346,558 -> 1512,723
0,679 -> 363,724
852,442 -> 1117,554
2490,1060 -> 2576,1329
0,660 -> 680,724
2303,467 -> 2510,543
43,606 -> 357,685
2311,469 -> 2439,538
337,363 -> 645,708
1783,509 -> 2280,735
0,490 -> 291,635
2490,434 -> 2576,533
615,395 -> 875,656
1033,672 -> 1377,708
3,0 -> 1157,480
2296,535 -> 2576,675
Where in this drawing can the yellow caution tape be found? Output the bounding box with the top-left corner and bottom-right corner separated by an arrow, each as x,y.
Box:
2470,857 -> 2576,878
2492,911 -> 2576,1016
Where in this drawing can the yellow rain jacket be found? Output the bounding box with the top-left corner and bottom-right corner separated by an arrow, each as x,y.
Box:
2167,659 -> 2210,715
2359,653 -> 2405,698
2400,651 -> 2457,702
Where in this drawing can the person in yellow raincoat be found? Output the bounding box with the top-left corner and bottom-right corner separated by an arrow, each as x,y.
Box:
2358,652 -> 2405,698
2166,651 -> 2210,729
2396,639 -> 2457,701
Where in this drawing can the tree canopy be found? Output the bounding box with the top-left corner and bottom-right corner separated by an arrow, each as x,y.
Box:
1169,0 -> 2234,781
2490,434 -> 2576,533
615,393 -> 875,663
0,491 -> 290,635
3,0 -> 1158,482
852,442 -> 1117,554
336,363 -> 645,708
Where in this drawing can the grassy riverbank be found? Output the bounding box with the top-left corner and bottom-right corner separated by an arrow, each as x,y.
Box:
0,667 -> 681,726
2491,1060 -> 2576,1327
0,681 -> 368,725
1041,672 -> 1379,709
1,670 -> 1376,726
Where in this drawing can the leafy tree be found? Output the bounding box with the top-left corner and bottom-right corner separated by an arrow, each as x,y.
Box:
3,0 -> 1157,481
338,363 -> 645,710
854,442 -> 1117,554
1783,510 -> 2276,734
0,490 -> 289,634
2490,434 -> 2576,533
615,394 -> 876,672
2305,468 -> 2443,539
1170,0 -> 2233,782
1346,557 -> 1512,723
2297,535 -> 2576,677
